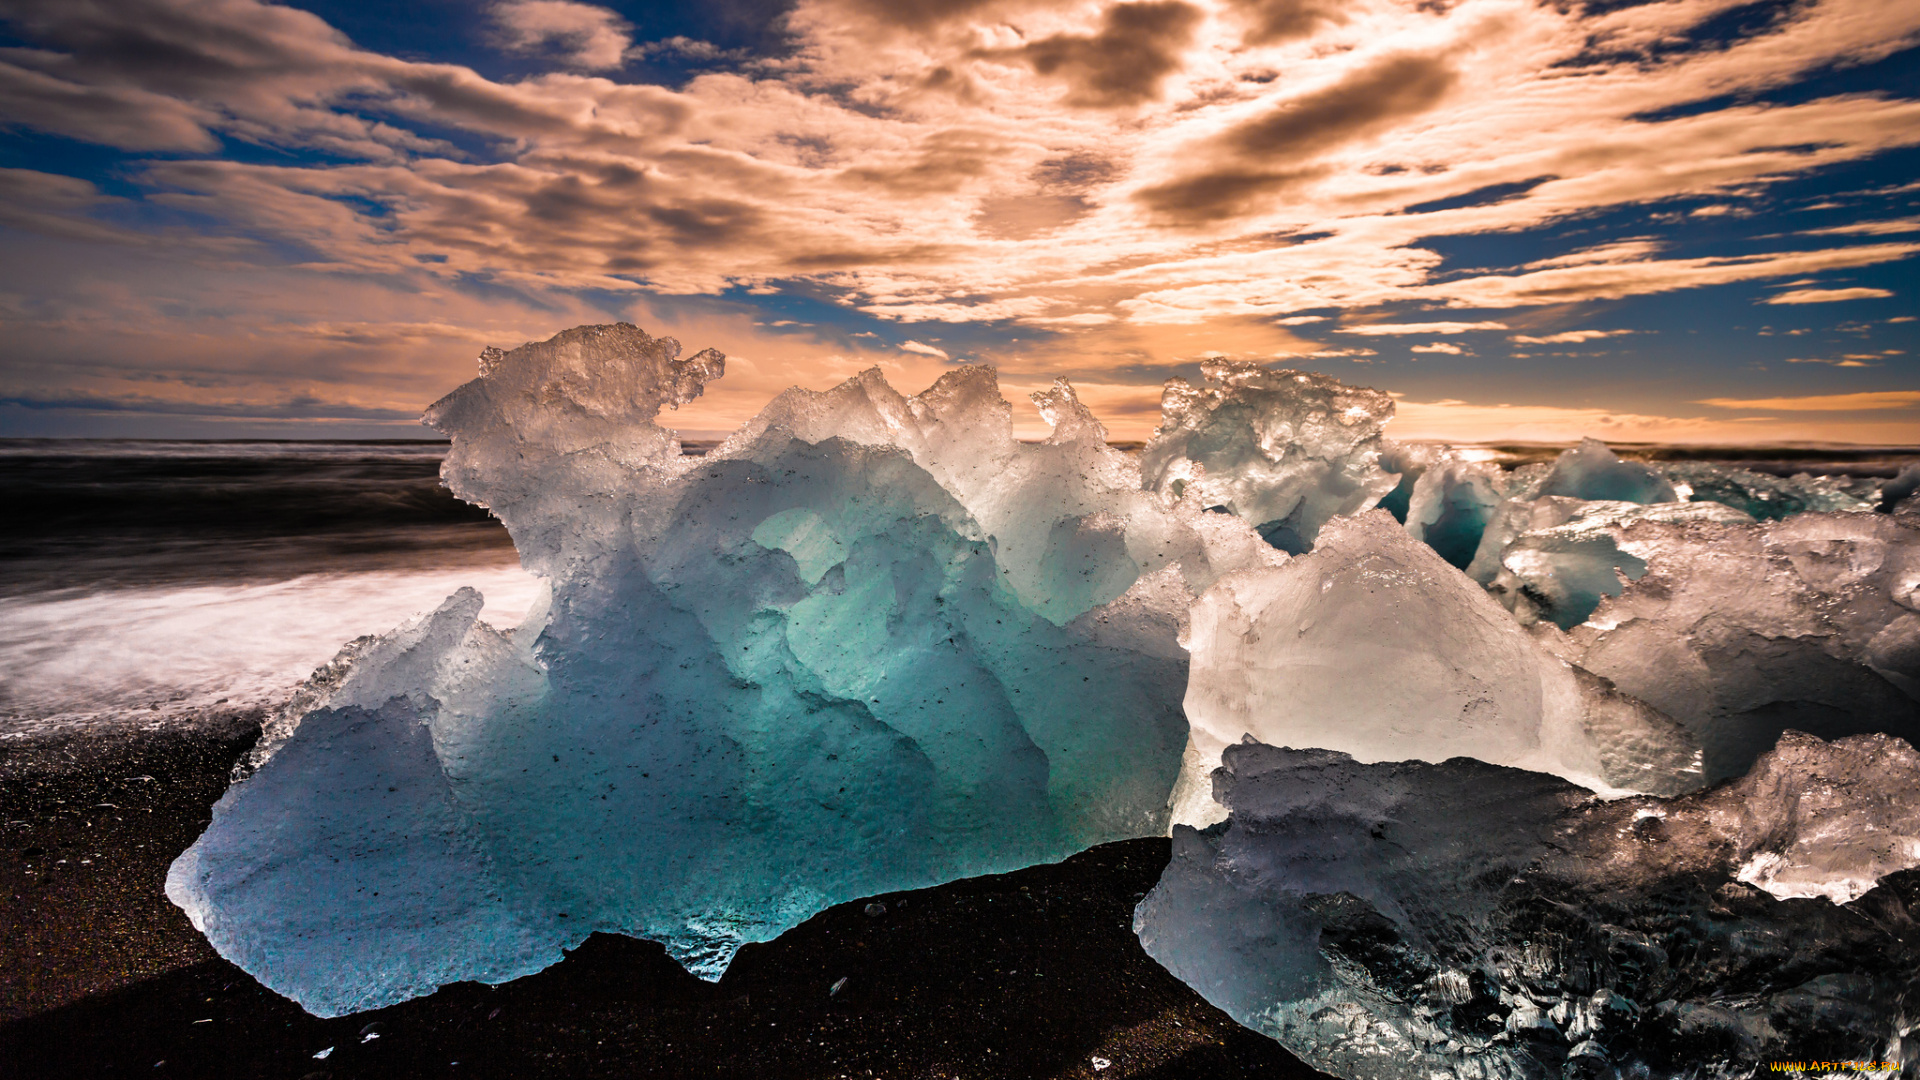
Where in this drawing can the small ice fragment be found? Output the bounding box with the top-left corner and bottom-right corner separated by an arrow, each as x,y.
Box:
313,1047 -> 333,1060
1091,1056 -> 1111,1070
863,902 -> 886,918
1537,438 -> 1675,504
830,977 -> 848,996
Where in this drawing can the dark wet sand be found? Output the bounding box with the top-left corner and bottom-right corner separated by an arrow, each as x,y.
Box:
0,713 -> 1332,1079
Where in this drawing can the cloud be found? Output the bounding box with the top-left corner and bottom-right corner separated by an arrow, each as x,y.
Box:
899,339 -> 950,358
0,58 -> 219,151
827,0 -> 999,32
0,391 -> 420,421
996,1 -> 1204,108
1411,342 -> 1465,354
1762,287 -> 1896,304
1021,312 -> 1117,326
0,0 -> 1918,444
1696,391 -> 1920,411
1419,245 -> 1920,308
1800,217 -> 1920,236
1222,0 -> 1349,45
1785,355 -> 1879,367
1277,346 -> 1376,359
490,1 -> 634,70
0,169 -> 144,244
633,37 -> 753,64
1510,329 -> 1634,344
1338,321 -> 1508,335
5,0 -> 1917,318
1136,51 -> 1458,223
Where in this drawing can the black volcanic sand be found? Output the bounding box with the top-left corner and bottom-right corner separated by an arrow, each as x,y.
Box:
0,713 -> 1332,1079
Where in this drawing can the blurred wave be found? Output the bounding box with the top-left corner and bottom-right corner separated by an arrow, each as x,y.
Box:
0,441 -> 540,733
0,568 -> 545,734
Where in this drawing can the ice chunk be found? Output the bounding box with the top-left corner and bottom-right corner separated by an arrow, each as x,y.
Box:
1137,732 -> 1920,1080
1139,362 -> 1399,553
168,596 -> 548,1015
719,366 -> 1278,621
1661,460 -> 1876,519
171,324 -> 1274,1016
426,324 -> 725,578
1536,437 -> 1676,504
1170,510 -> 1701,828
1370,442 -> 1424,524
1467,496 -> 1755,629
1399,449 -> 1510,569
1571,511 -> 1920,780
232,634 -> 374,783
1728,731 -> 1920,903
1884,462 -> 1920,513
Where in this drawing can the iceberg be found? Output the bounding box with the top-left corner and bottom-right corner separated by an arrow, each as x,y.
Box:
168,324 -> 1277,1016
163,322 -> 1920,1040
1567,511 -> 1920,781
1140,361 -> 1400,553
1886,463 -> 1920,514
1169,510 -> 1702,830
1661,460 -> 1877,520
1136,733 -> 1920,1080
1466,495 -> 1755,629
1397,448 -> 1511,570
1430,437 -> 1895,633
1535,437 -> 1676,505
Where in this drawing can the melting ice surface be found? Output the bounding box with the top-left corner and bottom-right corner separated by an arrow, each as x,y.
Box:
168,322 -> 1920,1070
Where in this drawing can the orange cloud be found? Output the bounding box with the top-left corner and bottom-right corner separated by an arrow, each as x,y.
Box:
1762,287 -> 1896,304
1696,391 -> 1920,411
1510,330 -> 1633,344
1338,321 -> 1508,335
490,1 -> 634,70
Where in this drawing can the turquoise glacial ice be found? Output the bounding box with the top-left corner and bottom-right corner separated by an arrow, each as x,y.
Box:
167,324 -> 1277,1015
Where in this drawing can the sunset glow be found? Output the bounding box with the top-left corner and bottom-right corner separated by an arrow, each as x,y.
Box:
0,0 -> 1915,442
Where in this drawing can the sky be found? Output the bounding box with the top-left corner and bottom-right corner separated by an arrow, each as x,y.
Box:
0,0 -> 1915,444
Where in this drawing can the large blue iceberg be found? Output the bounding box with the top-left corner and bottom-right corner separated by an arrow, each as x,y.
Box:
168,324 -> 1280,1015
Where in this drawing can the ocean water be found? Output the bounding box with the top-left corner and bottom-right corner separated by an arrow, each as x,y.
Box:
1,437 -> 1908,738
0,440 -> 543,734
